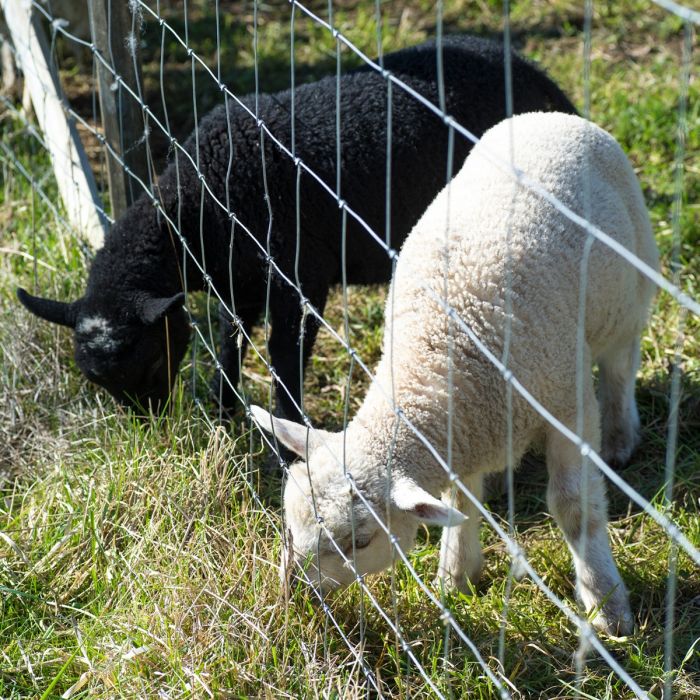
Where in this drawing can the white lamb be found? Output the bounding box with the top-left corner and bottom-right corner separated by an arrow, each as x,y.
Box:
252,112 -> 659,636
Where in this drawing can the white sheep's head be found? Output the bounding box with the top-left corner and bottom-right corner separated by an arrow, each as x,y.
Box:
251,405 -> 466,594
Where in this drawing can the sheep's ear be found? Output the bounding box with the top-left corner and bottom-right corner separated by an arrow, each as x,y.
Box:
250,405 -> 312,457
138,292 -> 185,325
391,478 -> 467,527
17,288 -> 80,328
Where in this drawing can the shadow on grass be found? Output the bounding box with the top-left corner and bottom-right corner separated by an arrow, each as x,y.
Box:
479,370 -> 700,523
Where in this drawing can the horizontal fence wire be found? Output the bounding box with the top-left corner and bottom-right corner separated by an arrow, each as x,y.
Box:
2,0 -> 698,696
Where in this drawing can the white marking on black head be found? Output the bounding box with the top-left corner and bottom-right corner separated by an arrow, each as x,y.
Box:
77,315 -> 119,352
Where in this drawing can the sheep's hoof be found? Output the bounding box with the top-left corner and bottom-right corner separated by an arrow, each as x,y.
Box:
432,574 -> 475,596
435,562 -> 482,595
583,586 -> 634,637
590,605 -> 635,637
601,428 -> 640,469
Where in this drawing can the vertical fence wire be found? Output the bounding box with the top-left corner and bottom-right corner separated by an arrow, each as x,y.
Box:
663,20 -> 693,700
496,0 -> 518,677
572,1 -> 596,693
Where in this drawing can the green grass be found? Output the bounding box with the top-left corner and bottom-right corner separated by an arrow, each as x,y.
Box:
1,0 -> 699,697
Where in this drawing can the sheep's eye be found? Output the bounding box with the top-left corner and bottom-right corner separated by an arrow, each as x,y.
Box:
346,532 -> 373,552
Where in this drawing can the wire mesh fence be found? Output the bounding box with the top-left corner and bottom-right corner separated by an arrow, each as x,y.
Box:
1,0 -> 698,697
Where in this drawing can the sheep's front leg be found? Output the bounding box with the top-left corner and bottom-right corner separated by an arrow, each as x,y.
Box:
438,474 -> 483,592
546,402 -> 633,636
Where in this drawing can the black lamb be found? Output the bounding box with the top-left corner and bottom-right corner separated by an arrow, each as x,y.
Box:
18,35 -> 576,420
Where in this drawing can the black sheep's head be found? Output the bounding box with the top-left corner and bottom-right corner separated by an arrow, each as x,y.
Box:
17,287 -> 190,412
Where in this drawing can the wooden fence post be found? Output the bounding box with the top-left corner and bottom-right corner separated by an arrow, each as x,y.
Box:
88,0 -> 149,219
0,0 -> 107,249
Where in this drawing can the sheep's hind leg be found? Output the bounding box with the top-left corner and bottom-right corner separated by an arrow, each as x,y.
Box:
598,336 -> 642,468
437,474 -> 483,592
546,383 -> 633,636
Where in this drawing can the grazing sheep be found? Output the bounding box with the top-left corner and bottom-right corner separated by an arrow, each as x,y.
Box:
253,112 -> 659,635
18,35 -> 576,419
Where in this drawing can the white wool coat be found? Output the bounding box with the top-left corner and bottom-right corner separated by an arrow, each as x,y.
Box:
269,113 -> 656,633
351,111 -> 658,493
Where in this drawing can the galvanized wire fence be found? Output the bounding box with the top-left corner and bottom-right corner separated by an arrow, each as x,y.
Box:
2,0 -> 698,697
